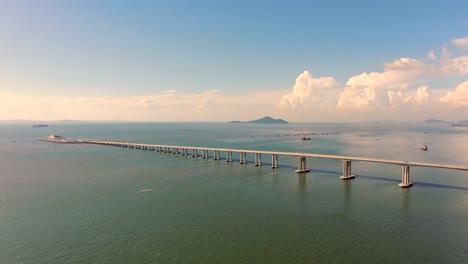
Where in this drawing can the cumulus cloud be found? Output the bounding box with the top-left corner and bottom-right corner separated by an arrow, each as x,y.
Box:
279,71 -> 339,110
346,58 -> 438,90
441,55 -> 468,75
279,58 -> 440,113
387,86 -> 432,109
336,58 -> 438,111
427,50 -> 437,60
440,81 -> 468,106
452,37 -> 468,50
404,85 -> 432,106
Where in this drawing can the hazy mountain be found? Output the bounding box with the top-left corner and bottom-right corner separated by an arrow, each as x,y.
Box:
230,116 -> 289,124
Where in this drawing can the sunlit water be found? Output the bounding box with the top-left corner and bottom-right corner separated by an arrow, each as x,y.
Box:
0,122 -> 467,263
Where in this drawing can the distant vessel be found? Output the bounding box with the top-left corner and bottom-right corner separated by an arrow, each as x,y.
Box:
301,130 -> 311,140
32,124 -> 48,128
421,145 -> 428,151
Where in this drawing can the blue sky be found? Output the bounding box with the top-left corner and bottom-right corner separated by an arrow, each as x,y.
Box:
1,0 -> 467,121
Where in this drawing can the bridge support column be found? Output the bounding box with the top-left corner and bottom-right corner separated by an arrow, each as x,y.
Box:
240,152 -> 247,164
214,150 -> 220,160
174,148 -> 178,155
295,157 -> 310,173
271,154 -> 279,168
201,150 -> 207,159
254,153 -> 262,166
192,149 -> 197,157
398,165 -> 412,188
226,151 -> 233,162
340,160 -> 355,180
181,148 -> 186,156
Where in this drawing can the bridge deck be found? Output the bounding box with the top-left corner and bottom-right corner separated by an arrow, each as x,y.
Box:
87,140 -> 468,172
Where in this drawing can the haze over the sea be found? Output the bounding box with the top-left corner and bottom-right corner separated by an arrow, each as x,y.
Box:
0,1 -> 467,122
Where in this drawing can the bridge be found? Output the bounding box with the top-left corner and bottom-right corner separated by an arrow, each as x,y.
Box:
73,139 -> 468,188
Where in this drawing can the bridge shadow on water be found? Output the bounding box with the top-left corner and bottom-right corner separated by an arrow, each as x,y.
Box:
226,159 -> 468,192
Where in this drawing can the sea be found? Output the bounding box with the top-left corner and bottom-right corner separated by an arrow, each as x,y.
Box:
0,122 -> 467,264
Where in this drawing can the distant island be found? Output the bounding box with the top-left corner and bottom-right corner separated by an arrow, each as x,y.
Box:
424,119 -> 468,126
423,119 -> 449,124
229,116 -> 289,124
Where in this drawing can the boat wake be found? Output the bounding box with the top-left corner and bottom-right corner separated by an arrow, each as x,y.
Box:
137,188 -> 154,193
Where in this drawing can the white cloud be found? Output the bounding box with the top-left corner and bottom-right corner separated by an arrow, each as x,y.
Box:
337,58 -> 437,111
440,81 -> 468,106
440,42 -> 468,75
164,89 -> 176,94
441,55 -> 468,75
195,89 -> 222,110
387,86 -> 431,109
279,71 -> 339,110
346,58 -> 437,90
452,37 -> 468,50
404,85 -> 432,106
0,89 -> 287,122
278,56 -> 449,113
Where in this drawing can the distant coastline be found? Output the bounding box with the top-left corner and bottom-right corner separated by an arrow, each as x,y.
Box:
423,119 -> 468,126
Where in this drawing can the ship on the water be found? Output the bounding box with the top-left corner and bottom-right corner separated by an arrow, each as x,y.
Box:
32,124 -> 48,128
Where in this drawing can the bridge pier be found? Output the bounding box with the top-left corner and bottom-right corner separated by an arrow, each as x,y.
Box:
192,149 -> 198,157
214,150 -> 220,160
340,160 -> 355,180
226,151 -> 233,162
202,150 -> 207,159
240,152 -> 247,164
295,157 -> 310,173
174,148 -> 178,155
254,153 -> 262,166
271,154 -> 279,168
398,165 -> 413,188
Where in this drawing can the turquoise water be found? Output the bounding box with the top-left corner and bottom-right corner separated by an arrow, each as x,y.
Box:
1,122 -> 467,263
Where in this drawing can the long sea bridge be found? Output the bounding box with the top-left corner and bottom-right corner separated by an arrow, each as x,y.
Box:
74,139 -> 468,188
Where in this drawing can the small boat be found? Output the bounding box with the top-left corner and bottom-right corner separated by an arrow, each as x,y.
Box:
421,145 -> 428,151
301,130 -> 311,140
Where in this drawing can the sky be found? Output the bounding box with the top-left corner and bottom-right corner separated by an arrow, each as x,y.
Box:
0,0 -> 467,122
